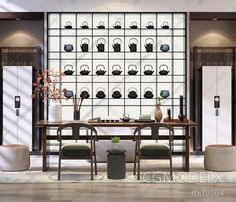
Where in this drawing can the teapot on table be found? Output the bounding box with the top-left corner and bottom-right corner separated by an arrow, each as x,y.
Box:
128,38 -> 138,52
144,38 -> 154,52
112,87 -> 122,99
112,65 -> 122,75
96,87 -> 106,99
80,38 -> 90,52
128,87 -> 138,99
96,38 -> 106,52
121,113 -> 130,122
143,64 -> 154,75
80,64 -> 90,75
127,64 -> 138,75
112,38 -> 122,52
64,64 -> 74,75
96,64 -> 106,75
64,21 -> 72,29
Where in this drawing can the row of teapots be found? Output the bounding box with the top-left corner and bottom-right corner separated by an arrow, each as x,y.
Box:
64,87 -> 170,99
64,21 -> 170,29
64,64 -> 169,76
64,38 -> 170,53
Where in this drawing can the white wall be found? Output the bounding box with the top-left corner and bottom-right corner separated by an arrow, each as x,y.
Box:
1,0 -> 236,12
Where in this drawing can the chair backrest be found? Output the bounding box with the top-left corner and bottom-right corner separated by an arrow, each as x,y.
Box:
134,123 -> 174,140
57,123 -> 97,141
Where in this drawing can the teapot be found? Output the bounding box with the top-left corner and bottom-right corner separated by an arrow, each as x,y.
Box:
113,21 -> 121,29
80,64 -> 90,75
144,88 -> 154,99
64,44 -> 73,52
128,87 -> 138,99
80,38 -> 90,52
112,88 -> 122,99
97,21 -> 105,29
64,21 -> 72,29
161,21 -> 169,29
112,65 -> 122,75
81,21 -> 89,29
130,21 -> 138,29
159,64 -> 169,75
121,113 -> 130,122
64,64 -> 74,75
143,64 -> 154,75
96,87 -> 106,98
96,64 -> 106,75
64,90 -> 73,99
80,87 -> 90,99
160,90 -> 170,98
112,38 -> 122,52
145,38 -> 154,52
128,38 -> 138,52
160,44 -> 170,52
96,38 -> 106,52
146,21 -> 154,29
128,64 -> 138,75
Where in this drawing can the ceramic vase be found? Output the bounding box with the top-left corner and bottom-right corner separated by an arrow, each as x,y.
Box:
112,143 -> 121,150
48,102 -> 62,122
154,104 -> 163,122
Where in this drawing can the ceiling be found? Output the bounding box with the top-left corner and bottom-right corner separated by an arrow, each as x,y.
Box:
0,12 -> 44,20
190,12 -> 236,20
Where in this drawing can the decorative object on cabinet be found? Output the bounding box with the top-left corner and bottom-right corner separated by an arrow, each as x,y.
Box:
167,108 -> 171,120
112,38 -> 122,52
121,113 -> 130,122
154,97 -> 163,122
64,21 -> 72,29
146,21 -> 154,29
128,87 -> 138,99
80,38 -> 89,52
160,90 -> 170,98
160,44 -> 170,52
96,64 -> 106,75
113,21 -> 121,29
96,87 -> 106,98
64,64 -> 74,75
80,64 -> 90,75
96,38 -> 106,52
159,64 -> 169,75
97,21 -> 105,29
145,38 -> 154,52
143,64 -> 154,75
112,64 -> 122,75
161,21 -> 169,29
178,95 -> 185,121
64,44 -> 73,52
130,21 -> 138,29
127,64 -> 138,75
128,38 -> 138,52
81,21 -> 89,29
111,136 -> 121,150
64,90 -> 74,99
112,88 -> 122,99
80,87 -> 90,99
144,87 -> 154,99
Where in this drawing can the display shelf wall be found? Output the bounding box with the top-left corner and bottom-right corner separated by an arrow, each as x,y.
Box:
47,12 -> 186,123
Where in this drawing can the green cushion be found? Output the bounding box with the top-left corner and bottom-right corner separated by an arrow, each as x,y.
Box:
62,143 -> 91,157
140,143 -> 169,157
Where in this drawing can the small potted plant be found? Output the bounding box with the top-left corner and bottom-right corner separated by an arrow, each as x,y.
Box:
111,136 -> 121,150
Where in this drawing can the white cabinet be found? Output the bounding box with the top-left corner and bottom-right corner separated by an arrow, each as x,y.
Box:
3,66 -> 32,150
202,66 -> 232,150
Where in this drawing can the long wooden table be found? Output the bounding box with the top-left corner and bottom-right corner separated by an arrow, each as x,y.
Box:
35,119 -> 196,172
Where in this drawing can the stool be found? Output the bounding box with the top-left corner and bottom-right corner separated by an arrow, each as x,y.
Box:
107,149 -> 126,179
0,144 -> 30,171
204,144 -> 236,171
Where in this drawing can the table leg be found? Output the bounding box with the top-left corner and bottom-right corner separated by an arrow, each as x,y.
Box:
182,126 -> 190,171
41,127 -> 49,172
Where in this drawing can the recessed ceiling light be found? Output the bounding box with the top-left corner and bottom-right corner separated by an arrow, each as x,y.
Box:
15,18 -> 21,21
212,18 -> 218,21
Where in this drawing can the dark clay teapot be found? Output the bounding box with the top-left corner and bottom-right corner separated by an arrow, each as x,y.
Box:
80,38 -> 89,52
113,21 -> 121,29
64,44 -> 73,52
96,87 -> 106,98
160,44 -> 170,52
80,64 -> 90,75
121,113 -> 130,122
144,88 -> 154,99
130,21 -> 138,29
96,38 -> 106,52
80,88 -> 90,99
128,65 -> 138,75
145,38 -> 154,52
129,38 -> 138,52
64,64 -> 74,75
112,65 -> 122,75
96,64 -> 106,75
161,21 -> 169,29
159,64 -> 169,75
97,21 -> 105,29
112,88 -> 122,99
128,88 -> 138,99
64,90 -> 73,99
64,21 -> 72,29
81,21 -> 89,29
112,38 -> 122,52
143,64 -> 154,75
146,21 -> 154,29
160,90 -> 170,98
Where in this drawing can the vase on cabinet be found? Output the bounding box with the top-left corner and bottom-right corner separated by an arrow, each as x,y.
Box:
154,104 -> 162,122
48,102 -> 62,122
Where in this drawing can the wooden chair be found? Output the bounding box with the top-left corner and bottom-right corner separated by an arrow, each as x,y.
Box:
133,123 -> 174,180
57,123 -> 98,180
